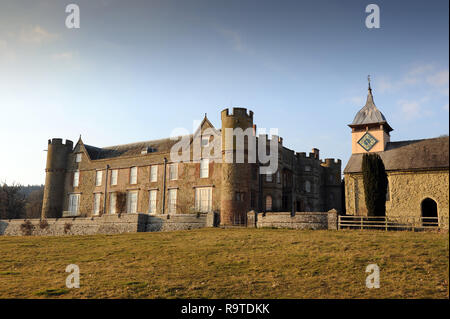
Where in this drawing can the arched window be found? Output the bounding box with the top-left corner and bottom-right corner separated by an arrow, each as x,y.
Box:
265,195 -> 272,211
421,198 -> 438,227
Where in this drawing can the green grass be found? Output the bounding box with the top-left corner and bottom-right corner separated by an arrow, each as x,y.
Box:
0,228 -> 448,298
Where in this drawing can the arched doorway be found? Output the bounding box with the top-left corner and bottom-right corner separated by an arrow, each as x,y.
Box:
421,198 -> 438,227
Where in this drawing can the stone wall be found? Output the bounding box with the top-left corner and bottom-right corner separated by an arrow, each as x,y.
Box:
345,170 -> 449,222
0,214 -> 146,236
0,212 -> 215,236
247,210 -> 338,230
146,213 -> 208,232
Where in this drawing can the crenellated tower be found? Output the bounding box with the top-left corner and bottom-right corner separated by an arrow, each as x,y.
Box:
220,107 -> 254,225
41,138 -> 73,219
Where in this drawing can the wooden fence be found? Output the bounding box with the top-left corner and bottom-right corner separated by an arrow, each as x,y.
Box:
338,215 -> 443,231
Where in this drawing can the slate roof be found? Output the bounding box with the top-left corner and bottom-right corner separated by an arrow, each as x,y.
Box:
349,88 -> 392,132
83,135 -> 192,160
344,136 -> 449,173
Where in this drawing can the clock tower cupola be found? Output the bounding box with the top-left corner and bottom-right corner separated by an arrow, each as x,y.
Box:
349,77 -> 393,154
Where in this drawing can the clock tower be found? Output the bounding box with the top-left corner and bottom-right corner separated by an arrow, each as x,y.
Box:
349,78 -> 393,154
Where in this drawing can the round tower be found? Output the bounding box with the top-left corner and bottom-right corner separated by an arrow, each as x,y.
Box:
220,107 -> 253,225
41,138 -> 73,218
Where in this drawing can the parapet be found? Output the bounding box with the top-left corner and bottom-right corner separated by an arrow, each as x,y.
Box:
221,107 -> 254,120
271,135 -> 283,146
322,158 -> 342,167
48,138 -> 73,150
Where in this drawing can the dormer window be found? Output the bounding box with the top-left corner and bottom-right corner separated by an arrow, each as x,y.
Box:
141,147 -> 157,154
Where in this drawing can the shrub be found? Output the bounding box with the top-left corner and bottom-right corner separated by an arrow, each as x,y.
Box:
20,220 -> 34,236
39,219 -> 49,229
64,222 -> 72,234
362,153 -> 388,216
116,192 -> 127,214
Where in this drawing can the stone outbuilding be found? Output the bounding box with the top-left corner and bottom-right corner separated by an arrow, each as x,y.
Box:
344,83 -> 449,226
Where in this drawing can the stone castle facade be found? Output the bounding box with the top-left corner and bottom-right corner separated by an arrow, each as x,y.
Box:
41,108 -> 342,225
344,85 -> 449,225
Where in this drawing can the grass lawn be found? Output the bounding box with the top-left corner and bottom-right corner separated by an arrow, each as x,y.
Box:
0,228 -> 448,299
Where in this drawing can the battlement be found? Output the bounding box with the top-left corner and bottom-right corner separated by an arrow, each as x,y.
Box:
257,134 -> 284,146
221,107 -> 253,120
321,158 -> 342,167
48,138 -> 73,150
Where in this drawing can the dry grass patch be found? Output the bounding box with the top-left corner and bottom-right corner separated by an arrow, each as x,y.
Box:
0,228 -> 448,298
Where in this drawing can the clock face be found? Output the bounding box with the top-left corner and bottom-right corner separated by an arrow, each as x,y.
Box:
358,132 -> 378,152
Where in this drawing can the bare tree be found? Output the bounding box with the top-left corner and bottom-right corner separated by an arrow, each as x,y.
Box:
25,188 -> 44,219
0,182 -> 26,219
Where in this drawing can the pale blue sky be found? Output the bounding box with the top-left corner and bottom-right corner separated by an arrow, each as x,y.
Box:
0,0 -> 448,185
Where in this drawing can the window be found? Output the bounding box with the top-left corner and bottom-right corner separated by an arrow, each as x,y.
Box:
266,172 -> 272,182
150,165 -> 158,182
68,194 -> 80,215
305,180 -> 311,193
168,189 -> 177,213
276,171 -> 281,183
95,170 -> 103,186
75,153 -> 82,163
111,169 -> 118,186
235,192 -> 245,201
109,193 -> 117,214
329,175 -> 334,183
305,165 -> 311,172
126,191 -> 138,213
130,167 -> 137,184
195,187 -> 212,212
73,170 -> 80,187
149,190 -> 157,214
265,195 -> 272,211
201,136 -> 210,147
93,193 -> 101,215
169,163 -> 178,180
200,158 -> 209,178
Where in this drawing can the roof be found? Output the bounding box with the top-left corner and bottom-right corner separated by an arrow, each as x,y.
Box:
349,87 -> 392,131
344,136 -> 449,173
83,135 -> 192,160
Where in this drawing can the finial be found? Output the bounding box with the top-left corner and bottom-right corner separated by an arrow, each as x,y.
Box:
368,75 -> 372,93
204,113 -> 207,118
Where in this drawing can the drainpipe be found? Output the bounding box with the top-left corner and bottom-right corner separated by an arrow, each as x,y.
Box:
291,173 -> 295,217
103,164 -> 109,215
162,157 -> 167,214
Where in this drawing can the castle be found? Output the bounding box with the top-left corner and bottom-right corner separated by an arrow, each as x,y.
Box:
41,108 -> 342,225
344,84 -> 449,223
